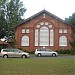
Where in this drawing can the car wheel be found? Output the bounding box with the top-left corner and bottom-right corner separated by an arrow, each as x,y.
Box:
3,55 -> 8,58
52,53 -> 56,57
22,55 -> 27,58
38,53 -> 41,57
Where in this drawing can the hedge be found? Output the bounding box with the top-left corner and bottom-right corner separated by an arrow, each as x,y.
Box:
56,49 -> 75,55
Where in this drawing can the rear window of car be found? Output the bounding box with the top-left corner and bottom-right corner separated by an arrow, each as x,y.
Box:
3,49 -> 9,52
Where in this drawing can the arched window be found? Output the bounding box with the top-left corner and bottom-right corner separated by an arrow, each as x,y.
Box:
21,36 -> 29,46
59,36 -> 67,46
40,26 -> 49,46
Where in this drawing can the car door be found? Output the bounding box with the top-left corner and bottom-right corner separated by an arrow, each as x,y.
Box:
7,49 -> 14,57
46,50 -> 52,56
13,49 -> 21,57
41,49 -> 47,56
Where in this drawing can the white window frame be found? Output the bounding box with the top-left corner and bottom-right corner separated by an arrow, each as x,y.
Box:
22,29 -> 25,33
59,29 -> 63,33
63,29 -> 67,33
40,26 -> 49,46
21,36 -> 29,46
26,29 -> 29,33
35,29 -> 38,46
59,36 -> 67,46
50,29 -> 54,46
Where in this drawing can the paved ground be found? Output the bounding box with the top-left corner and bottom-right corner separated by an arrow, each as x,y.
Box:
30,54 -> 75,58
0,54 -> 75,58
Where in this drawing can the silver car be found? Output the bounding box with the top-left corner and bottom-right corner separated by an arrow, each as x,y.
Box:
35,49 -> 58,57
1,49 -> 29,58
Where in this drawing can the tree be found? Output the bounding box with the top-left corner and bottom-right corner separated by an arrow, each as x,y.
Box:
65,13 -> 75,26
69,33 -> 75,49
0,0 -> 26,39
0,15 -> 7,38
65,13 -> 75,49
0,0 -> 8,39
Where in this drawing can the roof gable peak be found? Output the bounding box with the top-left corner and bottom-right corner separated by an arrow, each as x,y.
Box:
15,9 -> 71,29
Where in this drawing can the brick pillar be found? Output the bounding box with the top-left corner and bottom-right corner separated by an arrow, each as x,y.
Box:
54,20 -> 59,50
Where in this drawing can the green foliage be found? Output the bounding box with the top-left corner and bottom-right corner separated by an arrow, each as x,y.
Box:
65,13 -> 75,26
56,49 -> 75,55
0,0 -> 26,39
69,40 -> 75,48
65,13 -> 75,48
69,33 -> 75,49
56,49 -> 71,54
71,49 -> 75,55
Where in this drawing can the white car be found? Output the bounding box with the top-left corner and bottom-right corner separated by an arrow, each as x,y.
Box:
0,49 -> 29,58
35,49 -> 58,57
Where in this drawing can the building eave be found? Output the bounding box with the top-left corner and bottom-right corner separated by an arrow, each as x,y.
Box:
0,40 -> 8,45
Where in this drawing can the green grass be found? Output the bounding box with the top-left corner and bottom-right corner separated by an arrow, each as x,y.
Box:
0,57 -> 75,75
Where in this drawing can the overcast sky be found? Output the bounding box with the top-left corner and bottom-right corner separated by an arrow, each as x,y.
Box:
21,0 -> 75,20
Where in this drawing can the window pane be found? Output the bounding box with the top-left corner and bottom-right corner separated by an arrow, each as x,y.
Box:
22,29 -> 25,33
49,25 -> 52,28
50,29 -> 54,46
59,29 -> 63,33
45,22 -> 48,25
40,26 -> 49,46
59,36 -> 67,46
64,29 -> 67,33
40,22 -> 44,25
21,36 -> 29,46
35,29 -> 38,46
9,50 -> 14,52
26,29 -> 29,33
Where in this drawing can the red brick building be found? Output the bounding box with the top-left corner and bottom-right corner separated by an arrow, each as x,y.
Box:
15,10 -> 73,52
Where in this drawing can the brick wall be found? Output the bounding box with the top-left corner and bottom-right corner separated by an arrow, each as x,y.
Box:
15,13 -> 72,51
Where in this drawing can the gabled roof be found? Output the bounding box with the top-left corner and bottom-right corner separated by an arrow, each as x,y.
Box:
15,9 -> 71,29
0,40 -> 8,45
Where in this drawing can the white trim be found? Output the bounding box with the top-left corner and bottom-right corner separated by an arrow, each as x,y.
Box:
40,26 -> 49,46
59,36 -> 67,46
50,29 -> 54,46
22,29 -> 25,33
26,29 -> 29,33
21,36 -> 29,46
64,29 -> 67,33
59,29 -> 63,33
35,29 -> 38,46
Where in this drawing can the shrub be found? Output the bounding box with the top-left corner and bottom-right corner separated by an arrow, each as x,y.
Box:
70,49 -> 75,55
28,51 -> 35,54
56,49 -> 72,54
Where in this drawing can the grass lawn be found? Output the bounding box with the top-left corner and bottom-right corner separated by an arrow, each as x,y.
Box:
0,57 -> 75,75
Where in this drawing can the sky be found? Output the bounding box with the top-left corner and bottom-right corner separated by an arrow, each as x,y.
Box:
22,0 -> 75,20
